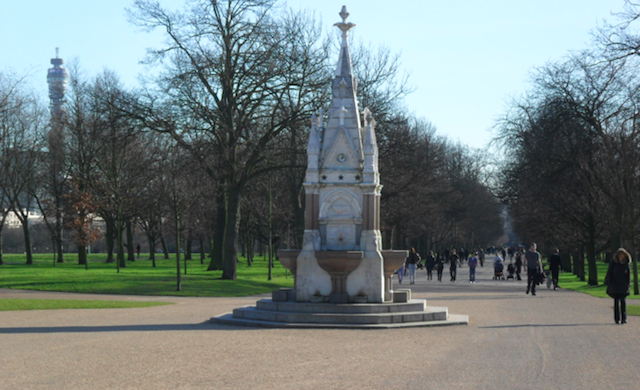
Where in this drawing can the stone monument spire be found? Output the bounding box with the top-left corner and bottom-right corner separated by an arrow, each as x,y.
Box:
293,6 -> 385,303
319,5 -> 363,170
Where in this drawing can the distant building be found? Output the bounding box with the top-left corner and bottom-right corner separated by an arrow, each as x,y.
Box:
4,210 -> 45,228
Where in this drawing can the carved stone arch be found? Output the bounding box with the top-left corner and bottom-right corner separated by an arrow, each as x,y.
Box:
319,190 -> 361,220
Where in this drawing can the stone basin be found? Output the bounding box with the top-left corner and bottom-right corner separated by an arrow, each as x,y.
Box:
315,251 -> 363,273
277,250 -> 301,274
315,251 -> 363,303
382,250 -> 408,274
277,250 -> 301,298
381,250 -> 409,302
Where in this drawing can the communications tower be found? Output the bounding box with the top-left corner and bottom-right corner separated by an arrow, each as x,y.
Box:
47,48 -> 68,117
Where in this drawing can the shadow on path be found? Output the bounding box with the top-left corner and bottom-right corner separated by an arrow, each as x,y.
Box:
478,323 -> 614,329
0,321 -> 246,334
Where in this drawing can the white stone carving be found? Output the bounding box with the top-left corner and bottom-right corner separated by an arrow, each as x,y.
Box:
320,190 -> 361,219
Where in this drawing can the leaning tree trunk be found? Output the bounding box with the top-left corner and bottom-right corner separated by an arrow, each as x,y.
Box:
160,233 -> 169,259
22,219 -> 33,265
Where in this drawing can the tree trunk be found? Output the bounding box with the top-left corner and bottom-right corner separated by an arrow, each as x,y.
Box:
175,216 -> 182,291
0,233 -> 4,265
22,219 -> 33,265
55,214 -> 64,263
207,190 -> 226,271
587,217 -> 598,286
268,177 -> 273,281
126,222 -> 135,261
579,246 -> 586,282
630,238 -> 639,295
117,219 -> 126,269
160,233 -> 169,259
199,238 -> 205,264
147,234 -> 156,267
561,249 -> 571,273
572,251 -> 578,276
105,218 -> 115,263
221,185 -> 240,280
78,244 -> 87,266
185,237 -> 192,260
247,237 -> 254,267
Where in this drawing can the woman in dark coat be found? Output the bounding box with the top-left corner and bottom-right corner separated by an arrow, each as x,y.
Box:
514,252 -> 523,281
605,248 -> 632,324
435,253 -> 444,282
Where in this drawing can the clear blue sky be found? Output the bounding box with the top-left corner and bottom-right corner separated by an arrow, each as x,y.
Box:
0,0 -> 626,148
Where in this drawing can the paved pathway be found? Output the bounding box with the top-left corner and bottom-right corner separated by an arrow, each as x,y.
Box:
1,256 -> 638,389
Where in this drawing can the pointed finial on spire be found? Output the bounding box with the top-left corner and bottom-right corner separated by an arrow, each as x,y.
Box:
340,6 -> 349,22
335,5 -> 355,37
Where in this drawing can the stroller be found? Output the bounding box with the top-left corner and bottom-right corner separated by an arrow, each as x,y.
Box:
493,260 -> 505,280
506,263 -> 515,280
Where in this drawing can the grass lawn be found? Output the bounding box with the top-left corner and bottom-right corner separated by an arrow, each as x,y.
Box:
0,253 -> 293,297
0,299 -> 172,311
555,261 -> 640,300
628,305 -> 640,316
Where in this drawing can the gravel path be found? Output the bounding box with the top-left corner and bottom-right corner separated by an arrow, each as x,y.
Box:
1,256 -> 638,389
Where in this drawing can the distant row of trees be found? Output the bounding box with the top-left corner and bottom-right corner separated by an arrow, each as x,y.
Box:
0,0 -> 503,279
496,0 -> 640,294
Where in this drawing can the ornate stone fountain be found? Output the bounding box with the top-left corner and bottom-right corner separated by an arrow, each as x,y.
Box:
211,6 -> 468,328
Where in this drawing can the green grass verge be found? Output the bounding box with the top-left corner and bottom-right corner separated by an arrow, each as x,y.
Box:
0,253 -> 293,297
555,261 -> 640,299
0,299 -> 171,311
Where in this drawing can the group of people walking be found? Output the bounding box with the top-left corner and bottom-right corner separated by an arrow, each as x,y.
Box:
396,243 -> 633,325
398,248 -> 484,284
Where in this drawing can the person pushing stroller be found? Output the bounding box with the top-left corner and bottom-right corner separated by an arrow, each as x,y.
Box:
493,254 -> 505,280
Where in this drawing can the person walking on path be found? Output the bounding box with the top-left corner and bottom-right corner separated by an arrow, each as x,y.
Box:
468,252 -> 478,283
449,249 -> 459,282
515,251 -> 523,280
525,243 -> 543,296
435,253 -> 444,282
136,244 -> 141,259
406,248 -> 421,285
425,251 -> 435,281
479,249 -> 485,267
397,263 -> 405,284
605,248 -> 632,324
549,249 -> 562,290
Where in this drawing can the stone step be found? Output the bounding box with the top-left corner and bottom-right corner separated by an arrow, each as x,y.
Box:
256,299 -> 427,314
231,305 -> 448,325
210,312 -> 469,329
